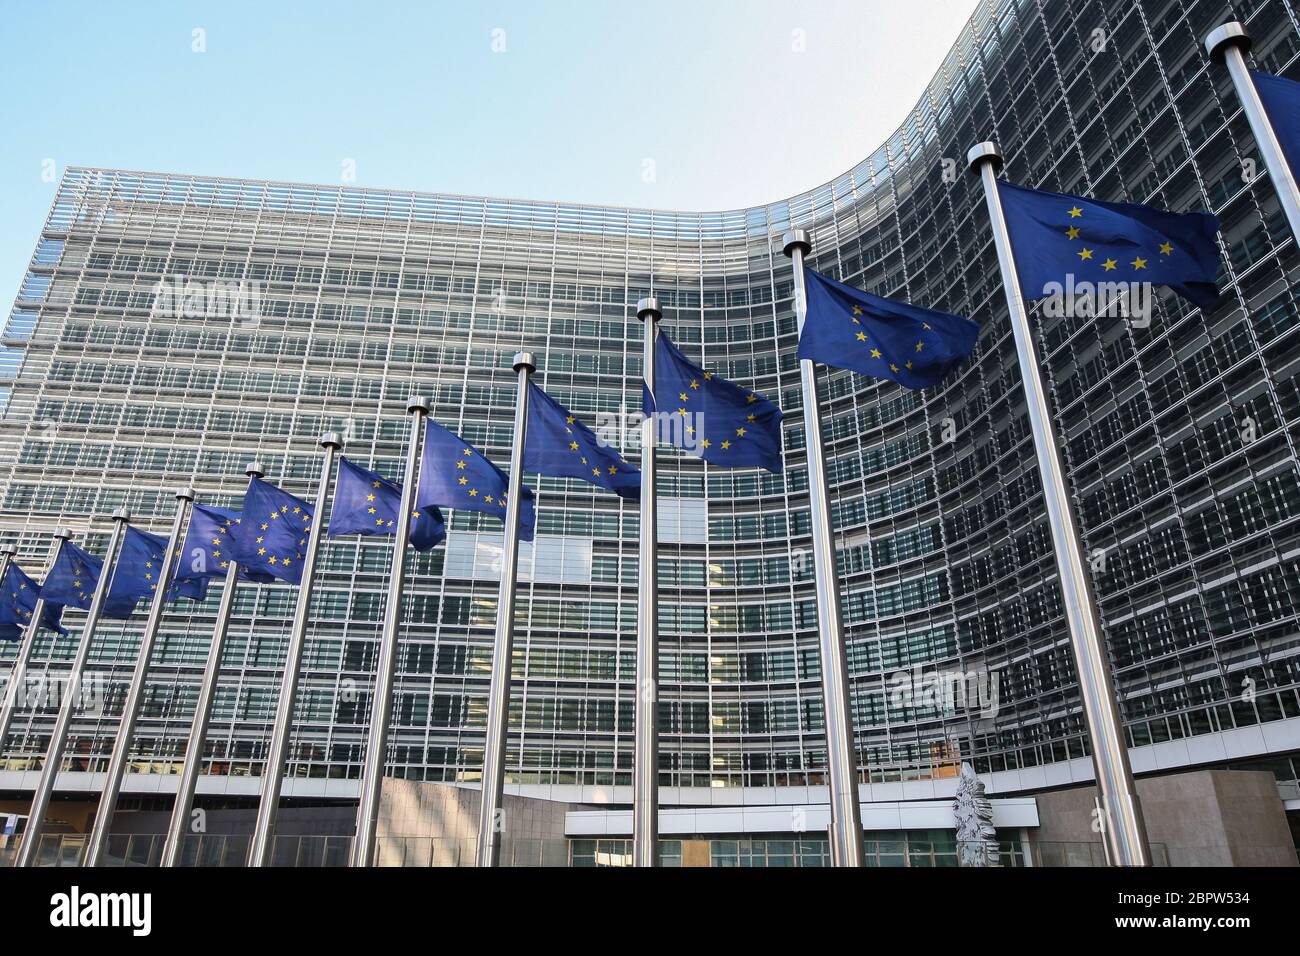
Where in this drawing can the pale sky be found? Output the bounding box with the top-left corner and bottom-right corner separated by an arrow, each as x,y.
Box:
0,1 -> 979,300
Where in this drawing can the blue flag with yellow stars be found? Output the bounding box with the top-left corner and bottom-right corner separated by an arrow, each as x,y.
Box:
415,420 -> 537,542
1252,71 -> 1300,183
997,181 -> 1220,308
0,562 -> 67,640
230,478 -> 315,585
651,331 -> 784,473
102,526 -> 207,620
523,382 -> 640,500
176,504 -> 275,584
800,268 -> 979,389
40,540 -> 103,610
329,456 -> 447,551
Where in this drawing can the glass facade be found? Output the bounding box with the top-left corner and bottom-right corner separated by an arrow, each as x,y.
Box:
2,0 -> 1300,800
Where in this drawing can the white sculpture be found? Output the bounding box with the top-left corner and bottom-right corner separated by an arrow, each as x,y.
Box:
953,761 -> 999,866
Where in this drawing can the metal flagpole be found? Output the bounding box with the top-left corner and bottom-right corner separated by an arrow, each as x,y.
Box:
0,527 -> 73,754
633,297 -> 661,867
248,433 -> 344,867
0,545 -> 14,593
351,397 -> 429,867
0,543 -> 13,727
161,461 -> 263,868
15,513 -> 130,868
85,488 -> 195,867
968,142 -> 1150,867
1207,23 -> 1300,243
475,351 -> 534,868
783,230 -> 866,867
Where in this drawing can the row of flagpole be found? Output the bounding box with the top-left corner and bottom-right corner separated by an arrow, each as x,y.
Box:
14,516 -> 129,868
162,462 -> 264,867
0,528 -> 70,752
247,432 -> 341,867
1,20 -> 1296,869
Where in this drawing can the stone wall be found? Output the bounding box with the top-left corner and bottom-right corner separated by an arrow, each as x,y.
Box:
1031,769 -> 1297,867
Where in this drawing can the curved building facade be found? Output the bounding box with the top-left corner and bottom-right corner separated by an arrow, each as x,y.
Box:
2,0 -> 1300,832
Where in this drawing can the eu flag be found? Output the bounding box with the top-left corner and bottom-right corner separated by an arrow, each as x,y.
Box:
415,420 -> 536,542
523,382 -> 640,500
1253,71 -> 1300,182
177,504 -> 275,584
800,268 -> 979,388
103,526 -> 206,619
0,562 -> 67,640
652,331 -> 784,473
997,181 -> 1221,308
230,478 -> 316,585
40,540 -> 103,610
329,456 -> 447,551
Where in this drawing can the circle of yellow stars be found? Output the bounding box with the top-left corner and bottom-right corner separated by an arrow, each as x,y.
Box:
251,502 -> 313,569
673,371 -> 765,452
454,446 -> 509,511
1064,204 -> 1173,272
847,304 -> 925,377
562,413 -> 625,480
204,513 -> 240,572
362,476 -> 424,529
6,575 -> 34,622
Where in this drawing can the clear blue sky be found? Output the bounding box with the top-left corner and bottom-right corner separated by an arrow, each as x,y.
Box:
0,0 -> 976,301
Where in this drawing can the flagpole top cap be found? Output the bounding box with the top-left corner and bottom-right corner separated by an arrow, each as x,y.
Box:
110,509 -> 131,523
407,395 -> 430,415
175,486 -> 196,502
636,297 -> 662,321
967,142 -> 1003,173
53,526 -> 74,540
513,351 -> 536,374
0,544 -> 15,557
245,460 -> 265,479
320,432 -> 344,450
1206,22 -> 1250,62
782,230 -> 811,257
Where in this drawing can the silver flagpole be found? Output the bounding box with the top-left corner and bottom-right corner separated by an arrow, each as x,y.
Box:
16,512 -> 130,868
1207,23 -> 1300,243
475,351 -> 534,868
0,545 -> 14,593
0,527 -> 73,753
968,142 -> 1150,867
248,432 -> 343,867
0,544 -> 13,725
85,488 -> 195,866
632,297 -> 660,867
161,461 -> 264,868
352,396 -> 429,867
783,230 -> 865,867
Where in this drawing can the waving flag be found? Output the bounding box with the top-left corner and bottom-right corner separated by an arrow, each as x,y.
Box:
997,180 -> 1220,308
230,478 -> 316,585
800,268 -> 978,388
329,456 -> 446,550
651,331 -> 784,473
416,420 -> 536,541
103,526 -> 206,619
40,540 -> 103,610
177,504 -> 276,585
523,382 -> 639,500
0,562 -> 67,639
